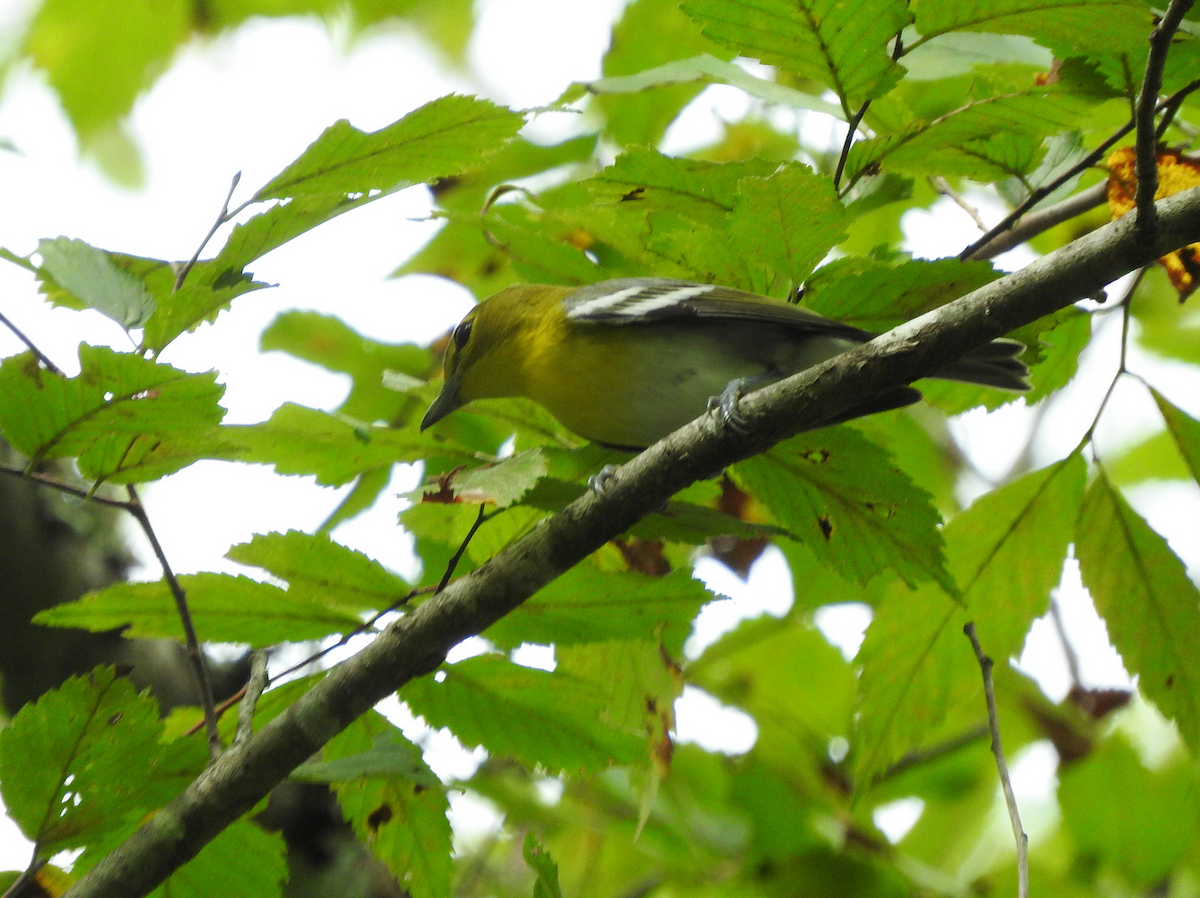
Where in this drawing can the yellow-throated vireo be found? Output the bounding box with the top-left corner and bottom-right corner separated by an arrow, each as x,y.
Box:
421,277 -> 1030,450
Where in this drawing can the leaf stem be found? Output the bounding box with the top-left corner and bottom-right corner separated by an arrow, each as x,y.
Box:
963,622 -> 1028,898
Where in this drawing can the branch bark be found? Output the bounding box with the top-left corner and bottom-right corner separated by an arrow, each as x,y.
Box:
65,185 -> 1200,898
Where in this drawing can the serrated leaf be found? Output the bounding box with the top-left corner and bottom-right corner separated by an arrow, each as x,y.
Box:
524,833 -> 564,898
729,164 -> 848,293
732,429 -> 951,591
330,714 -> 452,898
226,530 -> 408,610
577,53 -> 843,119
1153,390 -> 1200,483
1022,307 -> 1090,402
155,821 -> 286,898
255,95 -> 523,201
0,346 -> 226,482
229,403 -> 430,486
852,454 -> 1084,786
37,237 -> 155,328
35,573 -> 367,646
0,668 -> 205,853
485,567 -> 714,654
447,450 -> 549,507
845,92 -> 1091,184
681,0 -> 911,106
596,0 -> 731,147
853,583 -> 978,788
1076,473 -> 1200,752
401,655 -> 643,772
804,257 -> 1002,330
296,733 -> 441,788
914,0 -> 1151,58
951,452 -> 1086,660
140,275 -> 271,353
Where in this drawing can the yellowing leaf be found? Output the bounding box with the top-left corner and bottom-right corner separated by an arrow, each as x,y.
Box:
1107,146 -> 1200,299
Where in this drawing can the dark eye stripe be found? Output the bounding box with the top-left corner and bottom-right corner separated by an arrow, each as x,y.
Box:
453,319 -> 473,349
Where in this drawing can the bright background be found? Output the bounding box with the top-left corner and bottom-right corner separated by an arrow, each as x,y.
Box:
2,0 -> 1188,872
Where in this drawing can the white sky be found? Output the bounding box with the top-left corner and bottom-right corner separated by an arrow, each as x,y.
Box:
1,0 -> 1197,873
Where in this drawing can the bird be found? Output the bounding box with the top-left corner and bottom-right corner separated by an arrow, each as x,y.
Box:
421,277 -> 1030,450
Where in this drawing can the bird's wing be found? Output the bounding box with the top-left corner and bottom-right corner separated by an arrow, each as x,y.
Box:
562,278 -> 874,341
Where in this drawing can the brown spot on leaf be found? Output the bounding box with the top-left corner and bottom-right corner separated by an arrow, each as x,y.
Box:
367,804 -> 393,832
818,516 -> 833,540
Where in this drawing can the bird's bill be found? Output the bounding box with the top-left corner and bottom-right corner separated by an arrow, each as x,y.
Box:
420,372 -> 463,430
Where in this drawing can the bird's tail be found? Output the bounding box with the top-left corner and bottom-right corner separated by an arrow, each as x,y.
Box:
933,338 -> 1030,392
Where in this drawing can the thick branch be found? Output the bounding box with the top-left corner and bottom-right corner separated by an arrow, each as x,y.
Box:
65,186 -> 1200,898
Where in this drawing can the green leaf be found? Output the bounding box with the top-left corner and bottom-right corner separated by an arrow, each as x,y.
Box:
596,0 -> 732,147
1021,307 -> 1091,402
255,95 -> 523,201
852,454 -> 1085,786
732,428 -> 952,591
154,821 -> 286,898
913,0 -> 1151,58
575,53 -> 844,119
681,0 -> 911,107
803,257 -> 1002,330
226,530 -> 408,611
728,164 -> 848,293
297,732 -> 441,789
260,310 -> 435,424
230,403 -> 431,486
37,237 -> 155,329
524,833 -> 564,898
690,615 -> 857,757
0,668 -> 205,854
445,449 -> 549,508
140,271 -> 271,353
485,567 -> 714,654
1059,734 -> 1200,887
950,452 -> 1086,661
36,572 -> 368,646
1076,473 -> 1200,752
23,0 -> 189,142
401,655 -> 644,772
0,346 -> 226,482
1153,389 -> 1200,483
329,714 -> 453,898
846,92 -> 1092,185
852,583 -> 978,789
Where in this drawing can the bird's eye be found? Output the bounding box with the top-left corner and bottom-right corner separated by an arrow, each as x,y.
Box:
452,319 -> 473,350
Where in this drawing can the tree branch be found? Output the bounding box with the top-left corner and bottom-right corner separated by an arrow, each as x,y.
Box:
64,186 -> 1200,898
1135,0 -> 1195,233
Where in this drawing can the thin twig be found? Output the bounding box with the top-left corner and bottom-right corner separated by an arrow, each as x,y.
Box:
930,175 -> 989,231
1048,598 -> 1083,690
232,504 -> 488,699
834,32 -> 904,191
877,725 -> 989,781
964,622 -> 1028,898
1076,273 -> 1142,455
0,310 -> 64,375
233,651 -> 269,746
124,484 -> 222,758
967,183 -> 1108,260
436,504 -> 490,594
267,590 -> 418,685
961,80 -> 1200,261
172,172 -> 242,292
0,464 -> 132,510
1135,0 -> 1196,235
